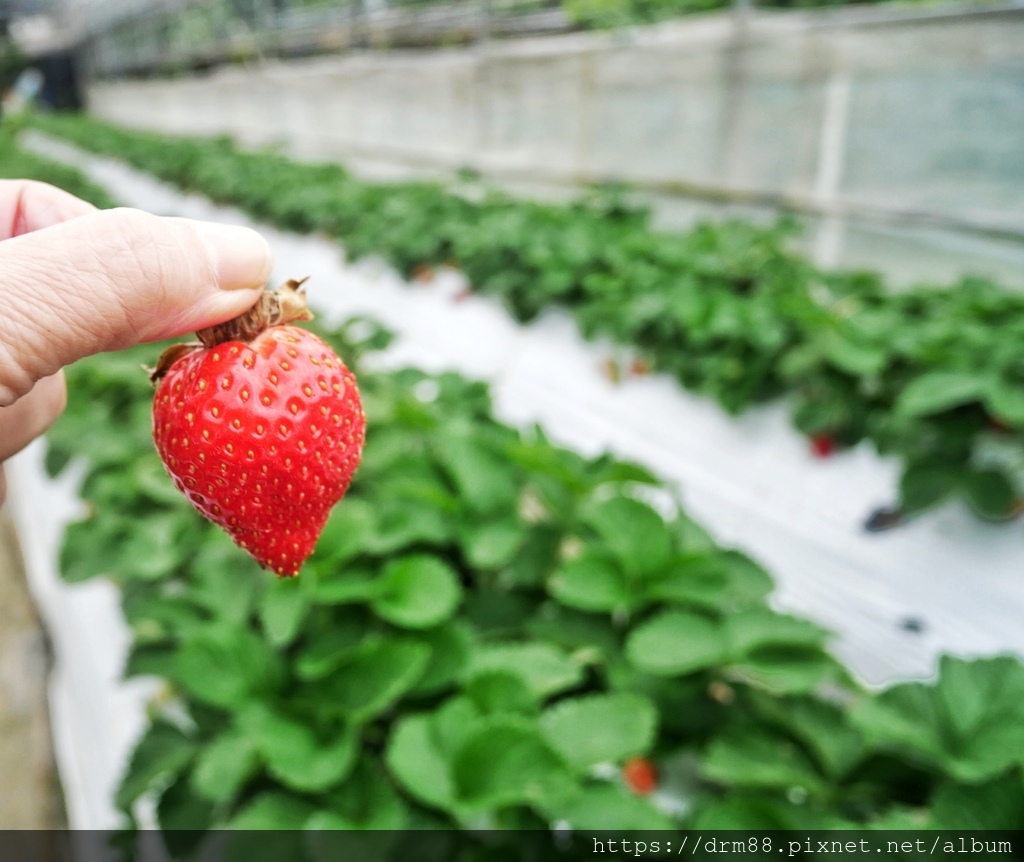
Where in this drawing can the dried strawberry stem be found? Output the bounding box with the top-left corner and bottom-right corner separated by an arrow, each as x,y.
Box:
150,278 -> 314,384
196,277 -> 314,348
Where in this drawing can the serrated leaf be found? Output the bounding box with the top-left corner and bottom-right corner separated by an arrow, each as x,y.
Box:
451,718 -> 576,811
465,671 -> 538,715
258,577 -> 309,647
462,519 -> 525,570
822,331 -> 887,377
466,643 -> 583,699
191,730 -> 259,805
702,726 -> 824,793
983,379 -> 1024,427
928,773 -> 1024,829
408,623 -> 473,696
549,553 -> 630,612
371,555 -> 463,629
173,626 -> 283,709
853,655 -> 1024,782
558,783 -> 676,830
244,708 -> 357,793
227,792 -> 315,829
584,497 -> 672,579
733,646 -> 843,695
311,566 -> 381,605
750,696 -> 865,779
539,692 -> 657,770
313,499 -> 376,564
961,469 -> 1017,520
725,608 -> 829,657
316,638 -> 431,720
896,372 -> 987,418
625,611 -> 727,676
899,461 -> 961,514
385,715 -> 456,812
434,435 -> 518,514
116,721 -> 196,811
294,612 -> 369,681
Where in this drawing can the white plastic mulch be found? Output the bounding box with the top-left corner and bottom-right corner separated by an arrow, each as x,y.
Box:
9,132 -> 1024,828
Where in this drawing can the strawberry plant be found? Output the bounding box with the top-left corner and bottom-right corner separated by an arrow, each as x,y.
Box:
43,314 -> 1024,843
13,130 -> 1024,846
31,113 -> 1024,531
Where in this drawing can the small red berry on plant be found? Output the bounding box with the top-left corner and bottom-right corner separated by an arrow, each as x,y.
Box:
622,757 -> 658,796
629,357 -> 652,377
809,433 -> 836,459
150,279 -> 365,577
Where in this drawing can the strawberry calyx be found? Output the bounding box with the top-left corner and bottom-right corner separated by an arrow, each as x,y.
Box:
149,277 -> 314,384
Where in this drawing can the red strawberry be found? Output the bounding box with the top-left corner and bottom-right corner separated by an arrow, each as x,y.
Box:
622,757 -> 657,796
809,433 -> 836,459
151,280 -> 365,577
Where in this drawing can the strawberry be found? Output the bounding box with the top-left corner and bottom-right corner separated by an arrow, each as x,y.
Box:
622,757 -> 657,796
809,433 -> 836,459
150,280 -> 365,577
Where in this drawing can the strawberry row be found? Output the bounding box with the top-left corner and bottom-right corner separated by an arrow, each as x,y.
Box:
7,127 -> 1021,842
43,309 -> 1024,838
32,113 -> 1024,532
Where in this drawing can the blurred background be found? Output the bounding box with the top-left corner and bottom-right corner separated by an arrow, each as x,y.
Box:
1,0 -> 1023,836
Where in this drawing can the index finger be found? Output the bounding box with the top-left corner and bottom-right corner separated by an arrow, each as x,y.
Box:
0,179 -> 97,240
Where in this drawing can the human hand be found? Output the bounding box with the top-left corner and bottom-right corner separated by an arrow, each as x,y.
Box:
0,179 -> 273,504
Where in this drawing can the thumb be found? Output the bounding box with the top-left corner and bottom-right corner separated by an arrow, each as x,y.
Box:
0,207 -> 273,406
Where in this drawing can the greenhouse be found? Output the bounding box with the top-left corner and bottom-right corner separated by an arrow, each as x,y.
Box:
0,0 -> 1023,847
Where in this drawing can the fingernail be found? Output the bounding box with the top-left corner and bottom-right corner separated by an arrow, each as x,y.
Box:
194,222 -> 274,291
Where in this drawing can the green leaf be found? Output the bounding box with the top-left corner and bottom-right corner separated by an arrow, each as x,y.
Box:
584,497 -> 672,579
693,792 -> 853,829
961,469 -> 1017,520
702,725 -> 824,793
243,707 -> 357,793
928,773 -> 1024,829
984,379 -> 1024,427
465,671 -> 538,716
751,696 -> 865,779
310,566 -> 380,605
647,552 -> 772,611
899,461 -> 961,514
313,499 -> 376,564
385,714 -> 456,813
173,626 -> 283,709
191,730 -> 259,805
294,613 -> 369,680
462,519 -> 525,570
821,331 -> 887,377
853,655 -> 1024,782
408,623 -> 473,696
433,435 -> 518,514
540,692 -> 657,771
625,611 -> 728,676
549,553 -> 630,612
116,721 -> 196,811
896,372 -> 987,418
733,646 -> 843,695
725,608 -> 829,657
316,638 -> 431,720
371,555 -> 463,629
466,643 -> 584,699
227,792 -> 315,829
451,718 -> 576,811
157,777 -> 214,849
559,783 -> 676,830
258,577 -> 309,647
